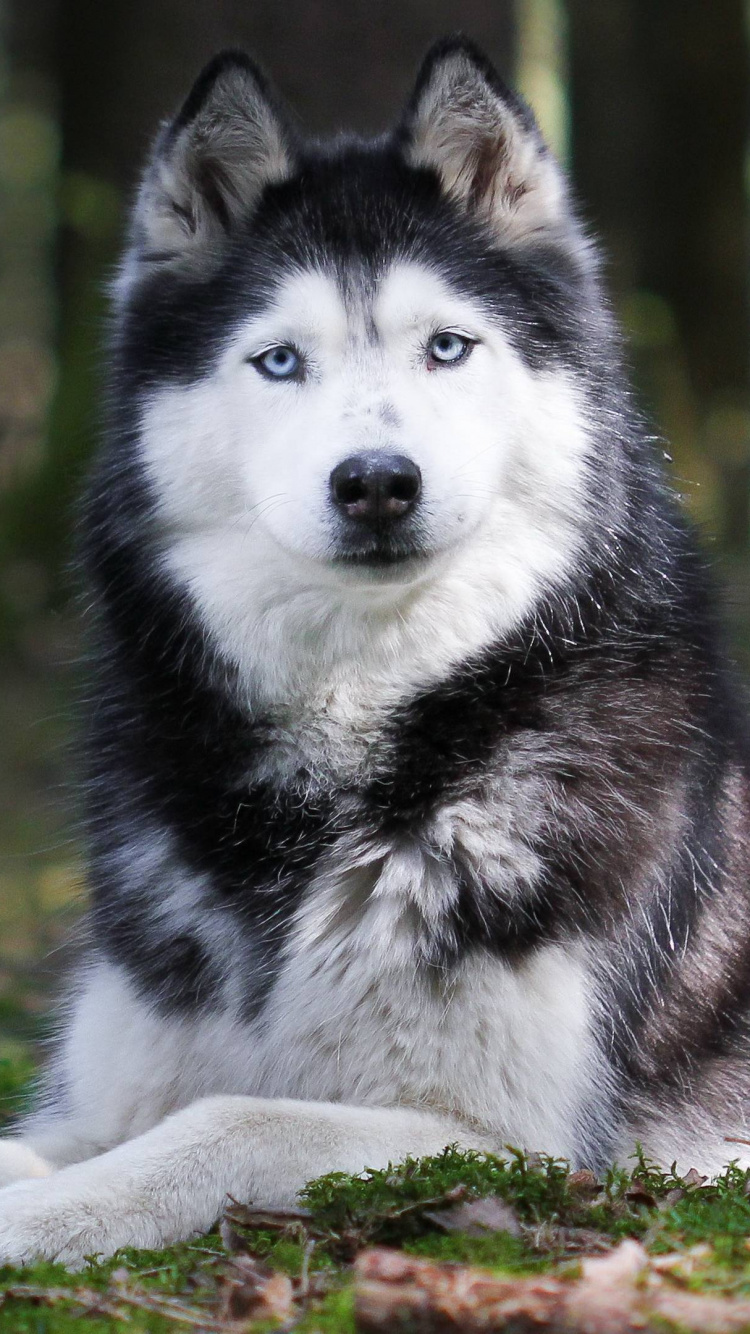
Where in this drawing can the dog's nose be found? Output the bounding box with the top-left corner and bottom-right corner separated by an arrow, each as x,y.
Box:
329,452 -> 422,523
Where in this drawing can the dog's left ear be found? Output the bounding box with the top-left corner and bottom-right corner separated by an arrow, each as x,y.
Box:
120,51 -> 295,291
399,37 -> 572,251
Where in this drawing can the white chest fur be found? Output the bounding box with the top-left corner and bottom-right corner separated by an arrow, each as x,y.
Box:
252,862 -> 601,1161
55,840 -> 604,1166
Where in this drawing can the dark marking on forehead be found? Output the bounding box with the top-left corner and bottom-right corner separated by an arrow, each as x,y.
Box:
325,259 -> 382,348
364,304 -> 379,344
335,262 -> 374,312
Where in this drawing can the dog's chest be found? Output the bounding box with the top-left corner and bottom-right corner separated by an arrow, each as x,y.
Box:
245,845 -> 600,1161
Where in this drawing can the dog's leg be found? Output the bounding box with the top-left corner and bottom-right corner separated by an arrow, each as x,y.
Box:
0,1095 -> 486,1266
0,1124 -> 113,1188
0,959 -> 242,1186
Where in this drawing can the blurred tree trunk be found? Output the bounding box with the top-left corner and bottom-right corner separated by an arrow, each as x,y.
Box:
1,0 -> 60,559
567,0 -> 750,548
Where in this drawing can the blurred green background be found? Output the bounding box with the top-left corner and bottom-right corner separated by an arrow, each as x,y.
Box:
0,0 -> 748,1060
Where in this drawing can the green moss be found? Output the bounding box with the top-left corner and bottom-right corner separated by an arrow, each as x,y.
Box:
404,1228 -> 544,1270
296,1283 -> 356,1333
300,1144 -> 573,1249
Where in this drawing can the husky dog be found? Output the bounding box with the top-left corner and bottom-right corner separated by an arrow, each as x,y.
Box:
0,36 -> 749,1266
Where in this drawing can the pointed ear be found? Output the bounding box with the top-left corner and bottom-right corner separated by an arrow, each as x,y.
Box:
126,52 -> 295,278
399,37 -> 573,252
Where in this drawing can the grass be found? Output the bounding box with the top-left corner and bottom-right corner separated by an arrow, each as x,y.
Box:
3,1053 -> 750,1329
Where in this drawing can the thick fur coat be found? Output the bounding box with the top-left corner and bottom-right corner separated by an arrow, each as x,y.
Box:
0,37 -> 749,1266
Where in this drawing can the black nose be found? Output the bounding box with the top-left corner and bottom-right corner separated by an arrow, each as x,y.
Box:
330,452 -> 422,524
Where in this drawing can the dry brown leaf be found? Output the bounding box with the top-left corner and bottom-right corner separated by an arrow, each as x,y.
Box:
423,1196 -> 522,1237
651,1243 -> 712,1277
355,1247 -> 563,1332
623,1180 -> 658,1208
567,1169 -> 599,1195
354,1239 -> 750,1333
219,1253 -> 295,1324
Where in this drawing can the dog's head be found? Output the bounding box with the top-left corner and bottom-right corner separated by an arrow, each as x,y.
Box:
114,40 -> 627,682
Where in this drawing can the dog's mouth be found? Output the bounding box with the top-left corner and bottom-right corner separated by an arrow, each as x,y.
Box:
329,528 -> 432,572
334,545 -> 428,568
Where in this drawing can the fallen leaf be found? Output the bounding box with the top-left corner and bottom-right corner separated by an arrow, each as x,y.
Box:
423,1196 -> 522,1238
624,1180 -> 658,1208
651,1244 -> 712,1277
219,1254 -> 295,1324
354,1238 -> 750,1333
567,1169 -> 599,1195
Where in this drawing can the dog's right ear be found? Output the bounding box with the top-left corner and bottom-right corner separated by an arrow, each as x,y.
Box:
398,38 -> 573,254
124,52 -> 295,282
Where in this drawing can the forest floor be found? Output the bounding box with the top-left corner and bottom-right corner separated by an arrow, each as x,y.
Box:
4,1049 -> 750,1331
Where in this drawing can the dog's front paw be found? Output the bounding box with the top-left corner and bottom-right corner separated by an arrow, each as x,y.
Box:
0,1140 -> 54,1188
0,1178 -> 100,1268
0,1175 -> 167,1268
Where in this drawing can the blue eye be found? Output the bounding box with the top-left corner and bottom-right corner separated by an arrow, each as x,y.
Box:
428,331 -> 473,366
254,345 -> 301,379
